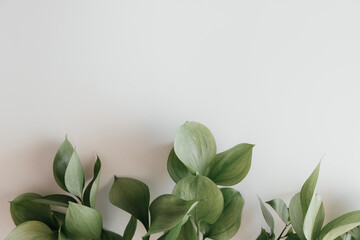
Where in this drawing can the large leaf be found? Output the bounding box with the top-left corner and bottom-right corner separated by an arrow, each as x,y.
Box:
146,194 -> 197,236
207,144 -> 254,186
172,175 -> 224,224
258,196 -> 275,234
64,202 -> 102,240
53,137 -> 74,191
174,121 -> 217,174
303,194 -> 324,240
300,163 -> 321,215
64,150 -> 85,199
204,188 -> 245,240
167,148 -> 194,183
84,156 -> 102,208
10,193 -> 54,227
33,194 -> 77,207
5,221 -> 56,240
109,177 -> 150,230
266,199 -> 289,224
101,230 -> 123,240
123,216 -> 137,240
318,211 -> 360,240
289,193 -> 306,240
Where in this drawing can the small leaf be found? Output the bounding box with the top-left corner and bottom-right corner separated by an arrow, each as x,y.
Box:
256,228 -> 274,240
174,121 -> 217,174
84,156 -> 102,208
207,144 -> 254,186
64,202 -> 102,240
258,196 -> 275,234
300,162 -> 321,215
64,150 -> 85,198
53,137 -> 74,191
109,177 -> 150,230
146,194 -> 197,236
167,148 -> 194,183
318,210 -> 360,240
101,230 -> 123,240
172,175 -> 224,224
5,221 -> 56,240
289,193 -> 306,240
10,193 -> 54,227
204,188 -> 245,240
33,194 -> 77,207
303,194 -> 324,240
123,216 -> 137,240
266,199 -> 289,224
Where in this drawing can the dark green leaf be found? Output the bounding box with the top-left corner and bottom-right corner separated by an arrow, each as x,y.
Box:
300,162 -> 321,215
64,150 -> 85,199
109,177 -> 150,230
207,144 -> 254,186
172,175 -> 224,224
33,194 -> 77,207
289,193 -> 306,240
174,121 -> 217,174
64,202 -> 102,240
258,196 -> 275,234
84,156 -> 102,208
53,137 -> 74,191
256,228 -> 274,240
167,148 -> 194,183
102,230 -> 124,240
123,216 -> 137,240
52,211 -> 66,229
10,193 -> 54,227
5,221 -> 56,240
266,199 -> 289,224
204,188 -> 244,240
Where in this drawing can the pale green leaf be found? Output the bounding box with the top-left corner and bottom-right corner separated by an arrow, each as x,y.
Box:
300,162 -> 321,215
109,177 -> 150,230
303,194 -> 323,240
53,137 -> 74,191
5,221 -> 56,240
84,156 -> 102,208
207,144 -> 254,186
289,193 -> 306,240
64,150 -> 85,198
33,194 -> 77,207
172,175 -> 224,224
64,202 -> 102,240
123,216 -> 137,240
167,148 -> 194,183
266,199 -> 289,224
258,196 -> 275,233
174,121 -> 217,174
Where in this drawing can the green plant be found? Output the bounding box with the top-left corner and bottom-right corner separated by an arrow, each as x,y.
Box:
257,163 -> 360,240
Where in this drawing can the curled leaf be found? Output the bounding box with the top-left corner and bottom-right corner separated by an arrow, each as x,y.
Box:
167,148 -> 194,183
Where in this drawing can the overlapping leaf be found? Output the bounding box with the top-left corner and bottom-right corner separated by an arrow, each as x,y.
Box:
64,150 -> 85,199
53,137 -> 74,191
5,221 -> 56,240
84,156 -> 102,208
167,148 -> 194,183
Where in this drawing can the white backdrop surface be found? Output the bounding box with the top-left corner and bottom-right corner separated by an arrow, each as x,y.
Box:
1,0 -> 360,239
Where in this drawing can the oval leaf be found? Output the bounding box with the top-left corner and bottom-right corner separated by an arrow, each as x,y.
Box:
289,193 -> 306,240
167,148 -> 194,183
174,121 -> 217,174
300,162 -> 321,215
207,144 -> 254,186
10,193 -> 54,227
53,137 -> 74,191
64,202 -> 102,240
204,188 -> 245,240
258,196 -> 275,234
64,150 -> 85,198
266,199 -> 289,224
84,156 -> 102,208
5,221 -> 56,240
33,194 -> 77,207
109,177 -> 150,230
172,175 -> 224,224
318,211 -> 360,240
146,194 -> 197,236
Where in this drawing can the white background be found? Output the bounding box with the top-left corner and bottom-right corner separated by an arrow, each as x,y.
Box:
1,0 -> 360,239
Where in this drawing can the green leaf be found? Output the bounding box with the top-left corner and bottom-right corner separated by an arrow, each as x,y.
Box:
101,230 -> 123,240
146,194 -> 197,236
303,194 -> 324,240
289,193 -> 306,240
176,219 -> 197,240
123,216 -> 137,240
53,137 -> 74,191
64,202 -> 102,240
165,221 -> 183,240
109,177 -> 150,230
167,148 -> 194,183
207,144 -> 254,186
172,175 -> 224,224
84,156 -> 102,208
10,193 -> 54,227
52,211 -> 66,228
350,227 -> 360,239
203,188 -> 245,240
266,199 -> 289,224
258,196 -> 275,234
64,150 -> 85,199
174,121 -> 217,174
33,194 -> 77,207
318,211 -> 360,240
300,162 -> 321,215
256,228 -> 274,240
5,221 -> 56,240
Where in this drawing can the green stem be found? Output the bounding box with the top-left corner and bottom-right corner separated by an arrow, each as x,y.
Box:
277,223 -> 290,240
